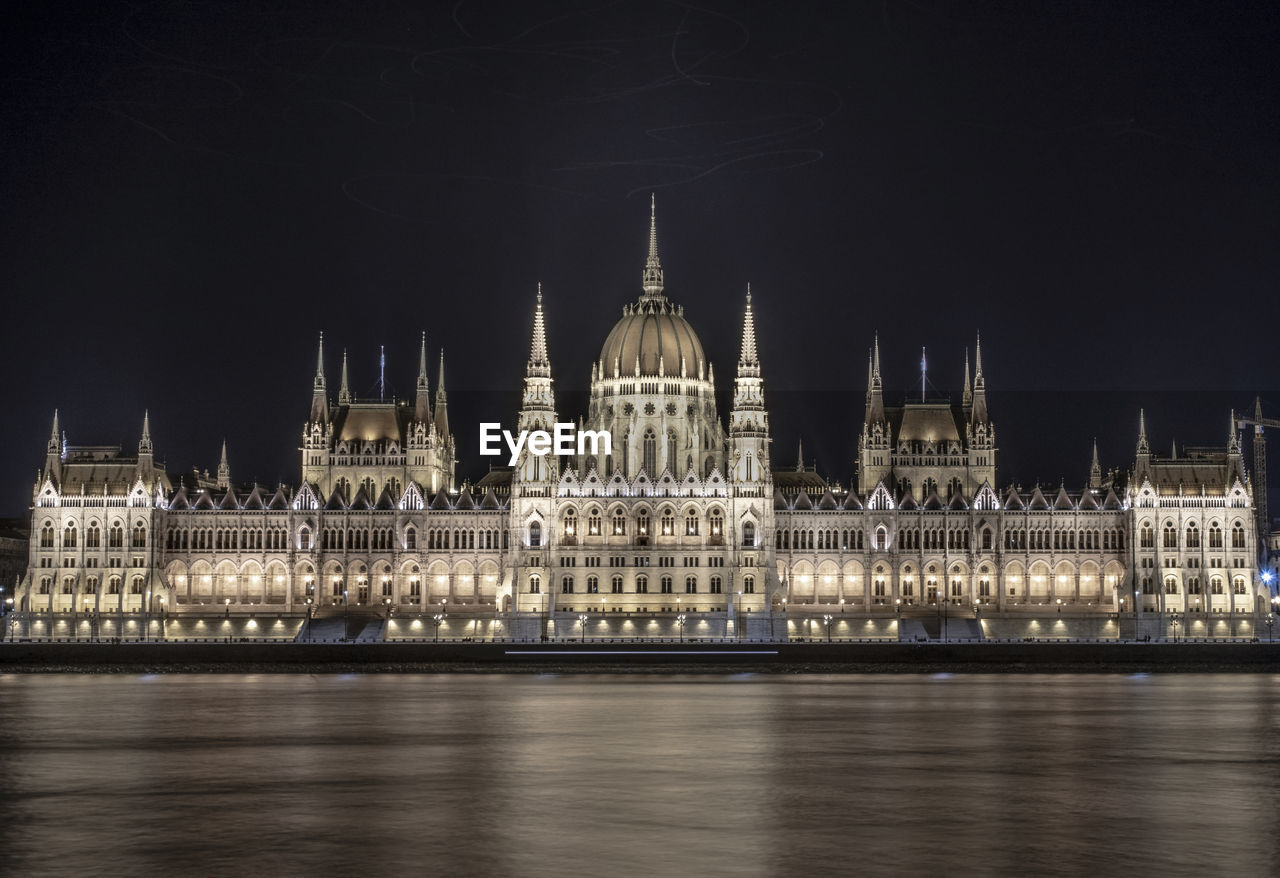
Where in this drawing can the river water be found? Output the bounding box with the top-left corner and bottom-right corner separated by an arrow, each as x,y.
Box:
1,673 -> 1278,876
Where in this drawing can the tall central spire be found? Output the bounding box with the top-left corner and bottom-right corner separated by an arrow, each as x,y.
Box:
528,282 -> 550,376
641,194 -> 665,299
738,283 -> 759,371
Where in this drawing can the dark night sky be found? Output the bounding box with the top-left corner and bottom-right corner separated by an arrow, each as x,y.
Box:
2,0 -> 1278,518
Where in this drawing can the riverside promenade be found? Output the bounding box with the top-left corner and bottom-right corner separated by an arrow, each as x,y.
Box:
3,640 -> 1280,672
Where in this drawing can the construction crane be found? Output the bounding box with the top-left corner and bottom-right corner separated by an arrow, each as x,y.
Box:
1237,397 -> 1279,563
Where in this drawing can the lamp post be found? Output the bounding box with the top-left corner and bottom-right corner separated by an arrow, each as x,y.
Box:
823,613 -> 832,643
1268,613 -> 1274,643
224,597 -> 231,619
579,613 -> 588,643
737,591 -> 743,642
677,613 -> 687,643
1169,609 -> 1180,643
305,598 -> 313,642
343,589 -> 349,640
433,612 -> 443,642
159,597 -> 166,641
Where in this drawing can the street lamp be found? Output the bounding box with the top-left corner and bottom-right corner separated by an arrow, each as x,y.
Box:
677,613 -> 687,643
159,597 -> 166,641
579,613 -> 588,643
1169,609 -> 1181,643
823,613 -> 832,642
224,597 -> 231,619
343,589 -> 349,639
1268,613 -> 1274,643
433,613 -> 444,642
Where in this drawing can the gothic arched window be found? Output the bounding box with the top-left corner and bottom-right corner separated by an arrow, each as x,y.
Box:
642,429 -> 657,476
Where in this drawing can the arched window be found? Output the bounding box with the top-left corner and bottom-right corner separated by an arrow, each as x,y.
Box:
709,508 -> 724,538
109,524 -> 124,548
1233,576 -> 1247,595
529,575 -> 541,594
1208,523 -> 1223,548
1231,522 -> 1246,549
685,575 -> 697,593
405,527 -> 417,550
611,575 -> 623,593
587,508 -> 602,536
642,428 -> 657,476
667,429 -> 678,474
1165,577 -> 1178,594
742,522 -> 756,547
685,509 -> 699,536
636,574 -> 648,594
563,509 -> 578,539
661,575 -> 673,594
1140,524 -> 1154,548
612,509 -> 626,536
40,523 -> 54,548
561,575 -> 574,594
660,507 -> 675,535
63,525 -> 77,548
529,522 -> 542,548
710,575 -> 722,594
1211,577 -> 1224,595
299,527 -> 311,551
743,575 -> 755,594
1162,522 -> 1177,549
1185,522 -> 1199,548
587,575 -> 599,594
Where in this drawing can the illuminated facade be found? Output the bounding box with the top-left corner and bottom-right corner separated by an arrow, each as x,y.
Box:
11,204 -> 1270,640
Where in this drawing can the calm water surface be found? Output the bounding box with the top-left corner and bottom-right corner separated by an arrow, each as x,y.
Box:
1,673 -> 1279,877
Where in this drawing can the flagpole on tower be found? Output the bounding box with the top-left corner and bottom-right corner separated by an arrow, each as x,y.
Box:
380,345 -> 386,401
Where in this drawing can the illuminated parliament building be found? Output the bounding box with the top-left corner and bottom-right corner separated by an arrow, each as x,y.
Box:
11,204 -> 1269,641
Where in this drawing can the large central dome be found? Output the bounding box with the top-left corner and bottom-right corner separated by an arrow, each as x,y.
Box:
597,197 -> 708,378
599,298 -> 706,377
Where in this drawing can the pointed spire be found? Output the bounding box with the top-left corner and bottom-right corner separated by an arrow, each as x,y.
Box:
1171,439 -> 1177,459
414,332 -> 432,423
338,349 -> 351,405
528,283 -> 550,376
970,332 -> 988,425
641,194 -> 665,298
1255,395 -> 1265,433
47,410 -> 61,456
1137,409 -> 1150,456
310,332 -> 329,425
738,284 -> 759,371
1228,409 -> 1240,454
1089,438 -> 1102,489
216,440 -> 231,490
865,334 -> 885,427
139,410 -> 153,457
797,438 -> 804,472
962,348 -> 972,407
315,332 -> 326,384
434,349 -> 449,437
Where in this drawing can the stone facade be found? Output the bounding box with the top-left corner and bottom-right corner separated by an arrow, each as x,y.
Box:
11,203 -> 1270,639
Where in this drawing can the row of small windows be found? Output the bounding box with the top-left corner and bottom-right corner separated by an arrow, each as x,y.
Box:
1139,522 -> 1245,550
530,574 -> 752,594
40,523 -> 140,549
1003,529 -> 1121,551
428,528 -> 506,550
36,575 -> 144,595
561,507 -> 726,538
1139,575 -> 1248,595
531,519 -> 754,548
777,529 -> 866,551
